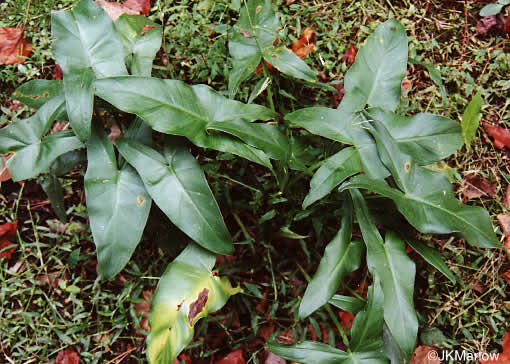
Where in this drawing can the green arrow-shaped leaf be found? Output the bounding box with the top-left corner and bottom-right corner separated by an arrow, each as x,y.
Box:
147,243 -> 240,363
94,77 -> 276,168
84,124 -> 151,279
228,0 -> 316,95
350,277 -> 385,352
116,137 -> 233,255
303,147 -> 362,208
365,108 -> 463,165
299,199 -> 363,319
0,96 -> 83,181
12,79 -> 64,109
115,15 -> 162,76
350,189 -> 418,361
52,0 -> 128,141
340,122 -> 500,249
340,19 -> 407,112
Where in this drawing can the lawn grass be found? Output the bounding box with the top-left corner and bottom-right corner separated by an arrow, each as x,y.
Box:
1,0 -> 509,362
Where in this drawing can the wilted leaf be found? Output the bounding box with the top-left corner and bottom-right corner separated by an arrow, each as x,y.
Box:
411,345 -> 441,364
147,244 -> 240,363
476,16 -> 499,35
341,44 -> 357,64
55,348 -> 80,364
483,122 -> 510,150
215,350 -> 246,364
479,332 -> 510,364
265,352 -> 286,364
0,27 -> 33,65
0,155 -> 12,182
497,213 -> 510,259
0,221 -> 18,259
462,174 -> 497,201
97,0 -> 151,20
503,186 -> 510,210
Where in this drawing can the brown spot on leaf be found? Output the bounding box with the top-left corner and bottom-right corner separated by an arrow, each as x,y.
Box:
188,288 -> 209,325
240,29 -> 253,38
43,92 -> 49,98
136,196 -> 145,206
141,25 -> 155,35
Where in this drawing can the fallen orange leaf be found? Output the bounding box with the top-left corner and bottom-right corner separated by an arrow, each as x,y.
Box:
97,0 -> 151,21
479,332 -> 510,363
0,27 -> 33,65
341,44 -> 357,64
483,123 -> 510,150
291,28 -> 315,59
0,221 -> 18,259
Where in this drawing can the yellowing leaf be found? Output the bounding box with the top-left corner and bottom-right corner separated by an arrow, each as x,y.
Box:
147,243 -> 240,363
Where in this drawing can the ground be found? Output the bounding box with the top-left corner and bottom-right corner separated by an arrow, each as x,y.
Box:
0,0 -> 509,363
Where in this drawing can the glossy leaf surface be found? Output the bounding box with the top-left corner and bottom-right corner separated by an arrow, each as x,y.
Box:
94,77 -> 275,167
116,137 -> 233,255
52,0 -> 128,141
461,91 -> 482,152
0,96 -> 83,181
303,147 -> 362,208
228,0 -> 316,95
84,125 -> 151,279
147,243 -> 240,363
350,189 -> 417,361
340,19 -> 407,112
328,295 -> 366,315
406,239 -> 457,284
299,200 -> 362,319
365,108 -> 463,165
115,15 -> 162,76
341,123 -> 500,249
12,79 -> 63,108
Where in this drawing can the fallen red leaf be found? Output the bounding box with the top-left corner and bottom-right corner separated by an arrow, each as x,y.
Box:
497,214 -> 510,260
291,28 -> 315,59
483,123 -> 510,150
0,27 -> 33,65
338,311 -> 355,330
215,350 -> 246,364
501,270 -> 510,285
0,221 -> 18,259
411,345 -> 441,364
341,44 -> 357,64
479,332 -> 510,363
97,0 -> 151,21
255,61 -> 275,75
55,348 -> 80,364
331,82 -> 345,107
53,64 -> 63,80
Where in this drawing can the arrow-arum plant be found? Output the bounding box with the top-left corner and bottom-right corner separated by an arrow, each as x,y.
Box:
0,0 -> 501,363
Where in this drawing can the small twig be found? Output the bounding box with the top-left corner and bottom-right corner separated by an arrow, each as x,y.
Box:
105,346 -> 136,364
23,0 -> 32,29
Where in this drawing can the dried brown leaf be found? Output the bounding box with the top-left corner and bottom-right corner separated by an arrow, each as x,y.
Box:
463,174 -> 497,201
411,345 -> 441,364
55,349 -> 80,364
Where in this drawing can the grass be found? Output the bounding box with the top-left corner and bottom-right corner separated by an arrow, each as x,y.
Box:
1,0 -> 510,362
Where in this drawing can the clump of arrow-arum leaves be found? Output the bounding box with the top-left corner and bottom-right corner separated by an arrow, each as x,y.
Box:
0,0 -> 501,363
